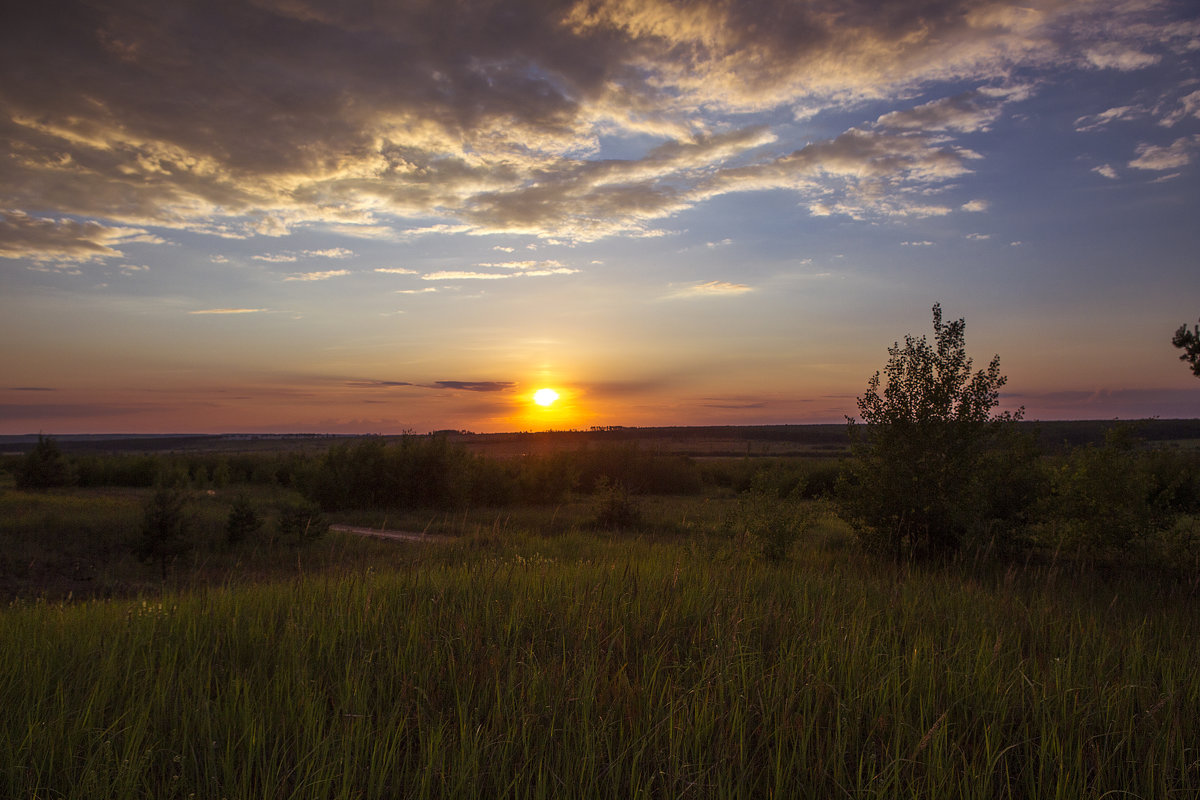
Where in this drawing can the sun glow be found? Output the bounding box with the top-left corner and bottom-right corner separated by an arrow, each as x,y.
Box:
533,388 -> 560,406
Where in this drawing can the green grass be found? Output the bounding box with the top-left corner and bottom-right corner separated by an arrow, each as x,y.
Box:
2,532 -> 1198,798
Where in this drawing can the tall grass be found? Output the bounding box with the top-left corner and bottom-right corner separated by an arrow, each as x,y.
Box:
2,537 -> 1197,798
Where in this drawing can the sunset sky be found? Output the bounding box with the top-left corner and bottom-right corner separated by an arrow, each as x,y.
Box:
2,0 -> 1199,434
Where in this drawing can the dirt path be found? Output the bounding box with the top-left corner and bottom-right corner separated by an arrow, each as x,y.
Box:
330,524 -> 453,544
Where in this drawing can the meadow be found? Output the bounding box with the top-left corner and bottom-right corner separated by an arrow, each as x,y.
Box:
2,434 -> 1199,798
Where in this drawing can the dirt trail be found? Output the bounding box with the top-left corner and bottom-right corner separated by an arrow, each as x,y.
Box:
329,524 -> 452,544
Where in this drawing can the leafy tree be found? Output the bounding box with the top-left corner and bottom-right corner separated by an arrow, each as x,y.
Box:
1172,318 -> 1200,377
15,434 -> 76,490
844,303 -> 1023,560
137,483 -> 192,580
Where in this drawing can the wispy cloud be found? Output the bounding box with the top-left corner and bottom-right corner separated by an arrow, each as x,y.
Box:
284,269 -> 351,282
668,280 -> 754,298
346,380 -> 414,388
1129,136 -> 1200,171
434,381 -> 515,392
374,267 -> 416,275
421,266 -> 578,281
188,308 -> 268,315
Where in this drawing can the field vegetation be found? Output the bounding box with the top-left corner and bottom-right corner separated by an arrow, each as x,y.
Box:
3,308 -> 1199,796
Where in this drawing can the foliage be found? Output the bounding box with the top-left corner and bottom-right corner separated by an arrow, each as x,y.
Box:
589,478 -> 642,529
1032,428 -> 1200,560
305,435 -> 497,510
15,434 -> 76,490
225,493 -> 263,546
723,486 -> 818,562
844,304 -> 1023,559
1172,317 -> 1200,377
275,500 -> 329,545
571,444 -> 704,495
136,483 -> 192,579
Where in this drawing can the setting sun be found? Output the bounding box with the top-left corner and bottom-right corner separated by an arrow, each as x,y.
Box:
532,388 -> 560,407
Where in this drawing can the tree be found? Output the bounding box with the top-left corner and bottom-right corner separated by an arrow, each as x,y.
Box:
225,493 -> 263,546
844,303 -> 1023,560
1173,318 -> 1200,377
15,434 -> 76,490
137,483 -> 192,580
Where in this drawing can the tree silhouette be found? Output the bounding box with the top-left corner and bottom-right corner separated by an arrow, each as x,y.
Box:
1173,318 -> 1200,377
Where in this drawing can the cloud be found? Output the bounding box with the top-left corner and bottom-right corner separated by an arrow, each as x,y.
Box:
434,381 -> 515,392
668,280 -> 753,298
1161,90 -> 1200,126
700,400 -> 768,410
188,308 -> 268,314
374,267 -> 416,274
1092,164 -> 1119,179
902,241 -> 935,247
0,0 -> 1192,254
1128,136 -> 1200,171
346,380 -> 414,388
283,269 -> 351,281
421,266 -> 578,280
961,199 -> 989,212
0,210 -> 161,262
421,271 -> 510,281
395,287 -> 437,294
875,91 -> 1004,133
1083,45 -> 1160,71
252,253 -> 299,263
1074,105 -> 1142,132
966,232 -> 991,240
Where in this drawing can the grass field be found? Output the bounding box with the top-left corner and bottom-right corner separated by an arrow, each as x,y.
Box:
3,522 -> 1198,798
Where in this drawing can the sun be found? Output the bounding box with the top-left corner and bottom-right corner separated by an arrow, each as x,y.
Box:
532,388 -> 559,407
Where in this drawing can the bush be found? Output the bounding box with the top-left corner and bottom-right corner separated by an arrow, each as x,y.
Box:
590,478 -> 642,529
843,304 -> 1023,560
730,490 -> 816,562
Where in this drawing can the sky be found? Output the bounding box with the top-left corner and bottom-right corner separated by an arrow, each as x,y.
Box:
2,0 -> 1199,434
